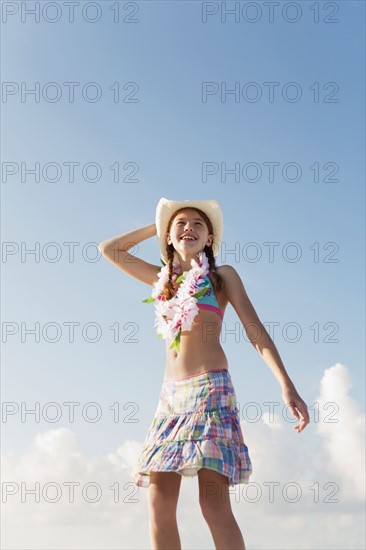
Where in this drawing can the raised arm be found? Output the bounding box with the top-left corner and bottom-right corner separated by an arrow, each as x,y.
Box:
220,264 -> 310,433
99,223 -> 161,286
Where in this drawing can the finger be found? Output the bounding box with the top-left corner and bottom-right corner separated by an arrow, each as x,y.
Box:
302,408 -> 310,422
295,416 -> 308,430
297,403 -> 310,422
291,401 -> 309,422
288,402 -> 300,418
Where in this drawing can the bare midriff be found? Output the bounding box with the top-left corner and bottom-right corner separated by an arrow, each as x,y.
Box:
163,291 -> 229,381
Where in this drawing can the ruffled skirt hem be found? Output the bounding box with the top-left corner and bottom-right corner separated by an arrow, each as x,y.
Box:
131,437 -> 253,488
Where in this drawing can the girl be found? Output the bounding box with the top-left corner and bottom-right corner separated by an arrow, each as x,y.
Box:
99,197 -> 309,550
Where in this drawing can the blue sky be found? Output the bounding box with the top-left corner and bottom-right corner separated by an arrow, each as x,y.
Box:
2,1 -> 365,549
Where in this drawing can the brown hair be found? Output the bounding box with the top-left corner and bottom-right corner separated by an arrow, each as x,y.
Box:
161,207 -> 223,300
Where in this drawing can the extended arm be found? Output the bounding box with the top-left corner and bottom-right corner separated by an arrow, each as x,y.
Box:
220,264 -> 310,433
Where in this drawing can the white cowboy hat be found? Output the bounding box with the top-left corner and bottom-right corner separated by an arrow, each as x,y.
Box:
155,197 -> 224,264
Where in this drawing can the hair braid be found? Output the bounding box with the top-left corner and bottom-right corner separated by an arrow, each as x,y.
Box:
161,243 -> 176,300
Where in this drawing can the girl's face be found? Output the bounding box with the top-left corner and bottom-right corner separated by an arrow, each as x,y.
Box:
167,208 -> 213,262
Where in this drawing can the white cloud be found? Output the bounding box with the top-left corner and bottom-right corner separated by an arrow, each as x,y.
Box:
315,362 -> 366,501
1,363 -> 365,549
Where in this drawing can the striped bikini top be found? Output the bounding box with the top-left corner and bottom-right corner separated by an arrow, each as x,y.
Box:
195,275 -> 224,320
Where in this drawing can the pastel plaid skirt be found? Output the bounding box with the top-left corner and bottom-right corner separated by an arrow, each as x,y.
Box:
131,368 -> 253,488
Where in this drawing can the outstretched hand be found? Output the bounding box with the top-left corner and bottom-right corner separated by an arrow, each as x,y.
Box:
282,386 -> 310,433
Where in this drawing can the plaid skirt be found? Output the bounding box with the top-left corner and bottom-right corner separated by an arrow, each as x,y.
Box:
131,368 -> 253,488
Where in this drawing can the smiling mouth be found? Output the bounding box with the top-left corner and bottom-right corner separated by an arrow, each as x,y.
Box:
180,236 -> 197,241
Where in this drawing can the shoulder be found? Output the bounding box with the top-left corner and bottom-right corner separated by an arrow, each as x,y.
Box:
216,264 -> 247,300
216,264 -> 241,282
216,264 -> 236,274
215,264 -> 245,297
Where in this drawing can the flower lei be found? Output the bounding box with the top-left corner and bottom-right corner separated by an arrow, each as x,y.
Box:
142,251 -> 211,352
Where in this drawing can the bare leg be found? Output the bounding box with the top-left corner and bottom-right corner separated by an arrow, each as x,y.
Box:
198,468 -> 246,550
147,471 -> 182,550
